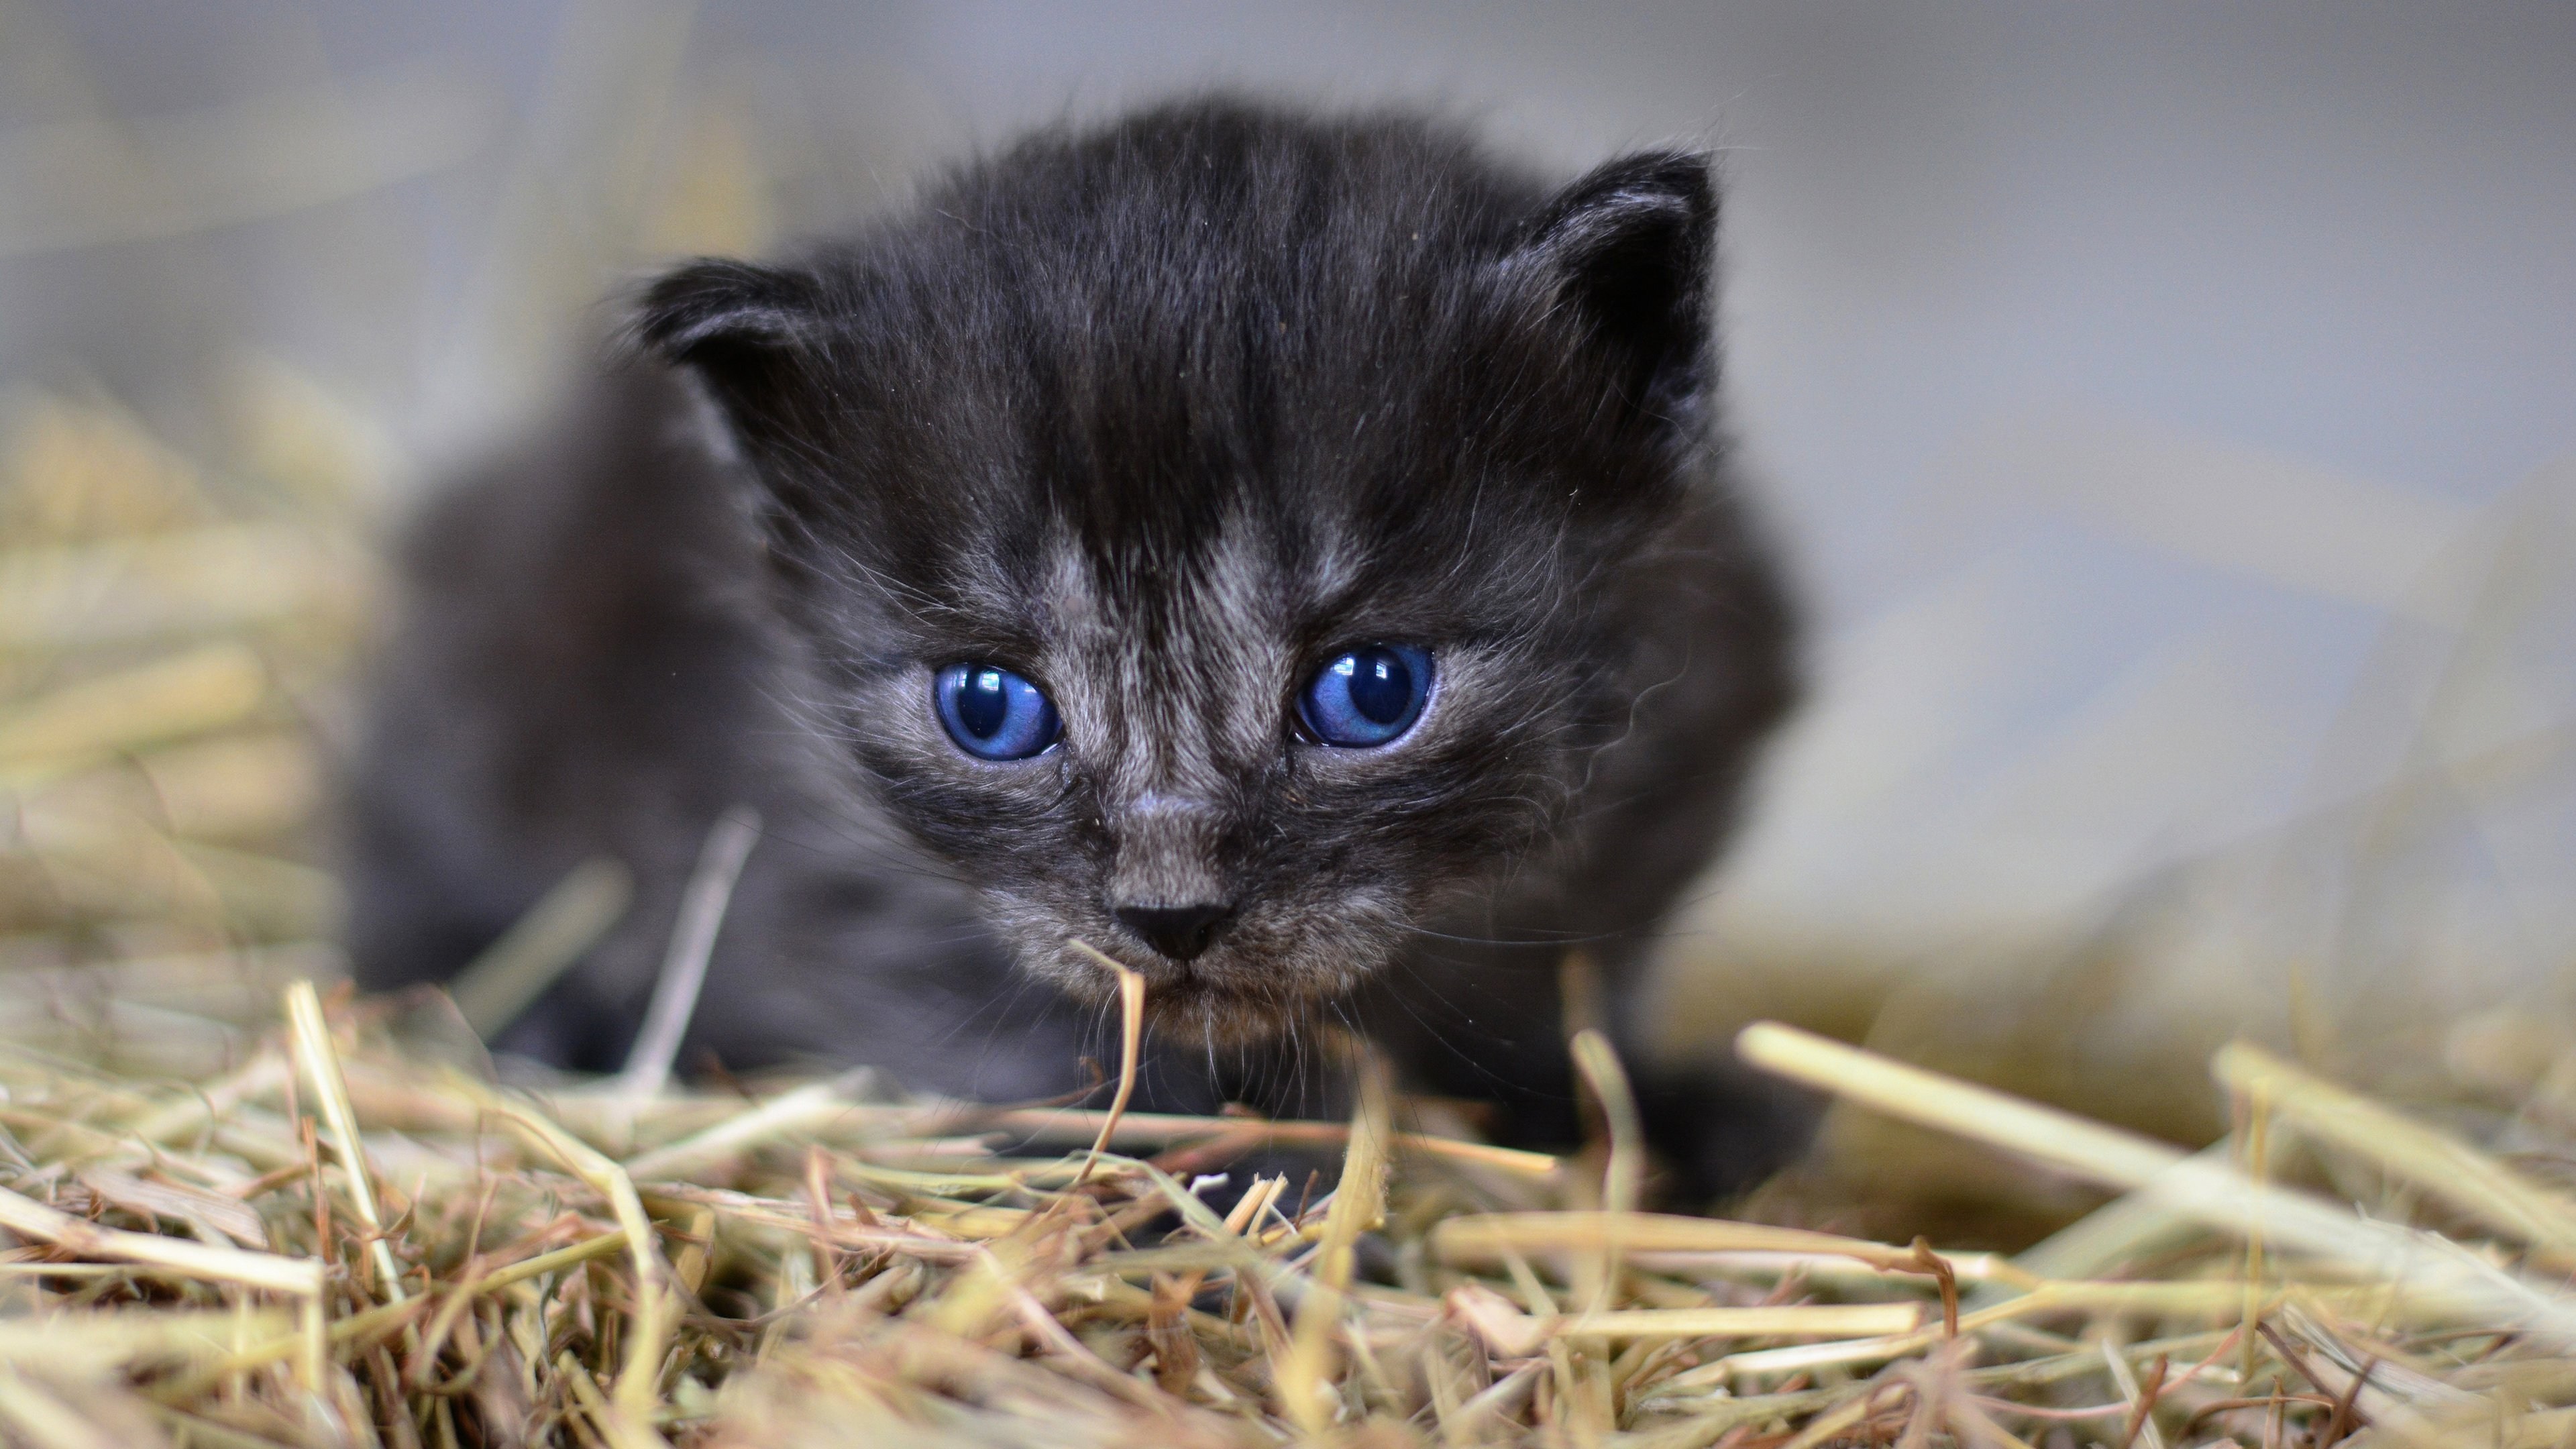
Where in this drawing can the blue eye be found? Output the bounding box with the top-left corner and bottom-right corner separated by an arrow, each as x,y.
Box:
934,663 -> 1061,760
1297,645 -> 1432,747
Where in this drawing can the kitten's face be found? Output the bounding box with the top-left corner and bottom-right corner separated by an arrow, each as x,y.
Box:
642,107 -> 1726,1035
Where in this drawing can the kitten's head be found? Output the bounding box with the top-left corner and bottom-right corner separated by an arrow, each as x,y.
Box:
635,100 -> 1770,1035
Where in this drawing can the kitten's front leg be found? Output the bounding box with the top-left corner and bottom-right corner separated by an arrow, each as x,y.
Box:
1362,943 -> 1818,1207
1619,1055 -> 1824,1207
1354,942 -> 1586,1158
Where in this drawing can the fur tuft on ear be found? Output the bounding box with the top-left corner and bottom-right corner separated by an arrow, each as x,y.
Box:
1508,151 -> 1717,427
632,259 -> 820,358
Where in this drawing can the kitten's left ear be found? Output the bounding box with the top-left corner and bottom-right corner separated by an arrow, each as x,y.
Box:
1505,151 -> 1717,427
628,258 -> 828,439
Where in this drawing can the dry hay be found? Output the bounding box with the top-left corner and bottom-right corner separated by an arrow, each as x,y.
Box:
9,978 -> 2576,1448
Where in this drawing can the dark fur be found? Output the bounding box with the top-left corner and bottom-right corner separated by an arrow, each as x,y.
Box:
348,99 -> 1805,1199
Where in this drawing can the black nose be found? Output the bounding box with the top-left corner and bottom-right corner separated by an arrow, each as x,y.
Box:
1114,902 -> 1234,962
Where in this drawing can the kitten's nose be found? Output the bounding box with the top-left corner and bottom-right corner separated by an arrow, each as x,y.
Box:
1114,902 -> 1235,962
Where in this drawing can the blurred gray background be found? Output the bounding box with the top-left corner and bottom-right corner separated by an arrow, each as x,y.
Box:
5,1 -> 2572,1152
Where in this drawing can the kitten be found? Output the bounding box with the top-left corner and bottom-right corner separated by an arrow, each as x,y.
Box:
347,97 -> 1804,1200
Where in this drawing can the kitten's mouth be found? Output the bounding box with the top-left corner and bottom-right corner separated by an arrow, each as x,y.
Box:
1063,938 -> 1346,1039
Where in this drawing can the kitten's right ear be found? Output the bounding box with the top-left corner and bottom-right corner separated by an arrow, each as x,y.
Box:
629,258 -> 825,423
1503,151 -> 1717,429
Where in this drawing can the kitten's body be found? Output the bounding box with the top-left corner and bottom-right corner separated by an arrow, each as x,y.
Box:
350,100 -> 1804,1198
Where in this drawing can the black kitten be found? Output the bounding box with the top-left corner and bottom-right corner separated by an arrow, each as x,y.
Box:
348,97 -> 1803,1200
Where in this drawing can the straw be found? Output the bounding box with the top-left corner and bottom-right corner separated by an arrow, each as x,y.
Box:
447,857 -> 633,1040
1738,1020 -> 2576,1346
616,806 -> 760,1099
286,980 -> 406,1304
2214,1039 -> 2576,1265
7,982 -> 2576,1445
1067,941 -> 1148,1187
0,1183 -> 323,1298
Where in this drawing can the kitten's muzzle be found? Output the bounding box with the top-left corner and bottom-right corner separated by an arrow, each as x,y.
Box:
1113,900 -> 1235,962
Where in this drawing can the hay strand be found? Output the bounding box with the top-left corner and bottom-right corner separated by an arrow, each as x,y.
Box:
616,807 -> 761,1101
447,859 -> 633,1040
286,979 -> 405,1304
1739,1018 -> 2576,1346
1067,940 -> 1148,1187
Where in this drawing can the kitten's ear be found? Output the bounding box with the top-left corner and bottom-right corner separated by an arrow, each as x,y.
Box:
629,258 -> 825,429
1506,151 -> 1717,425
